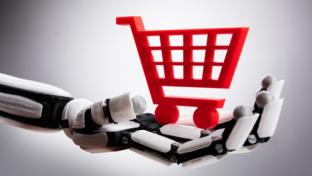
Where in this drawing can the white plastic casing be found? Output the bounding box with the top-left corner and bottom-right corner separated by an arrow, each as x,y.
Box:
109,93 -> 136,122
160,124 -> 202,140
0,73 -> 71,97
267,80 -> 284,100
131,130 -> 179,153
177,136 -> 212,154
257,99 -> 284,138
0,92 -> 43,119
226,113 -> 259,151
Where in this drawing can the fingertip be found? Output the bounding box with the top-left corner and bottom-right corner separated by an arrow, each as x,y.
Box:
131,95 -> 147,115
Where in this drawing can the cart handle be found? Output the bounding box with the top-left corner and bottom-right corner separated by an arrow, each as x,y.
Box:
116,16 -> 146,32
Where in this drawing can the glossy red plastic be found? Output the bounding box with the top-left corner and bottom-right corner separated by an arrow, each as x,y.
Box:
117,16 -> 248,129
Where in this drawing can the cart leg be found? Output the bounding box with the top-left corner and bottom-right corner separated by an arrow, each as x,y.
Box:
193,107 -> 219,129
155,104 -> 179,125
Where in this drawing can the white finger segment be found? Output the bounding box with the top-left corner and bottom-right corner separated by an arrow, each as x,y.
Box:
257,99 -> 284,138
109,93 -> 136,122
267,80 -> 284,99
226,113 -> 259,151
160,124 -> 202,140
131,130 -> 179,153
177,136 -> 212,154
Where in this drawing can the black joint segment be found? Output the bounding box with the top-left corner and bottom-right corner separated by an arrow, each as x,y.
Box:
200,131 -> 210,138
106,131 -> 123,147
73,109 -> 102,134
209,120 -> 236,153
168,143 -> 180,163
104,99 -> 115,124
258,137 -> 270,143
120,131 -> 132,146
60,120 -> 69,128
213,141 -> 228,155
135,113 -> 161,132
136,113 -> 156,122
220,120 -> 237,142
106,129 -> 139,147
253,104 -> 264,114
131,140 -> 177,164
170,143 -> 179,152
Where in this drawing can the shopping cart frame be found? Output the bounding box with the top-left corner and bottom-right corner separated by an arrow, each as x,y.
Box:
117,16 -> 248,129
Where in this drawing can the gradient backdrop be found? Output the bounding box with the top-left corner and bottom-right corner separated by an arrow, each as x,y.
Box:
0,0 -> 311,176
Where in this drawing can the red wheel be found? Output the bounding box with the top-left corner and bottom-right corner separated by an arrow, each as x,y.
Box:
193,107 -> 219,129
155,104 -> 179,125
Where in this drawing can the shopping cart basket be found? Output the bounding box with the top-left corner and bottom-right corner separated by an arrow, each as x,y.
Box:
117,16 -> 248,129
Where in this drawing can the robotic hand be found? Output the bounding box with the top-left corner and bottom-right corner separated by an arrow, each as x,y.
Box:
0,73 -> 284,167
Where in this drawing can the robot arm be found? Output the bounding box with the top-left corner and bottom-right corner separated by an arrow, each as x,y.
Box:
0,73 -> 72,131
0,73 -> 147,152
0,73 -> 150,153
0,73 -> 284,167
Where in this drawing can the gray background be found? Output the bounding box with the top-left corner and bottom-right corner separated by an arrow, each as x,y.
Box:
0,0 -> 311,176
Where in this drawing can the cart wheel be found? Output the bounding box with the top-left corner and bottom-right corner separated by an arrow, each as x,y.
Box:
193,107 -> 219,129
155,105 -> 179,125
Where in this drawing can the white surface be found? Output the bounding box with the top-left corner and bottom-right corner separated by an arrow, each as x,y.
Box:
181,155 -> 223,169
0,92 -> 42,118
0,73 -> 71,97
131,130 -> 179,153
226,114 -> 259,151
177,136 -> 212,154
129,148 -> 173,166
257,99 -> 284,138
160,124 -> 202,140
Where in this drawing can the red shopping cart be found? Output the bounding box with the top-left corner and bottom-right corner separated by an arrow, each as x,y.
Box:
117,16 -> 248,129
